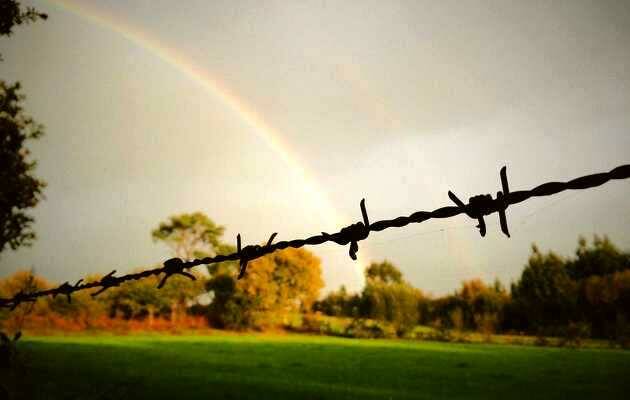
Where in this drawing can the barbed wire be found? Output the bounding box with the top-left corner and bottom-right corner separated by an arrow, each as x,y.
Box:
1,163 -> 629,310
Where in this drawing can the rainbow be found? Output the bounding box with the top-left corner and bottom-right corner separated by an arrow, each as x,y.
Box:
46,0 -> 368,285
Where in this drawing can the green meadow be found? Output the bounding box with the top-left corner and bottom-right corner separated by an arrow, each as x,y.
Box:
3,334 -> 629,399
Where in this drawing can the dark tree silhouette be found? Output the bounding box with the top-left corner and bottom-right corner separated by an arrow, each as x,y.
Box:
0,0 -> 47,60
0,0 -> 46,35
0,0 -> 47,253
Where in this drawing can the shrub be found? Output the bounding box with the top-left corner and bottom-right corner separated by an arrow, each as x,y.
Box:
534,333 -> 549,347
344,319 -> 396,339
359,281 -> 422,332
299,314 -> 333,335
474,312 -> 498,343
558,322 -> 591,348
425,318 -> 453,342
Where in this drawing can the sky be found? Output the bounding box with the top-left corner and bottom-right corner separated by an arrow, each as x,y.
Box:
1,0 -> 629,295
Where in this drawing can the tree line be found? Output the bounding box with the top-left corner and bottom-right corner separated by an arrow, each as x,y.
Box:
0,213 -> 323,333
1,209 -> 629,346
315,235 -> 630,343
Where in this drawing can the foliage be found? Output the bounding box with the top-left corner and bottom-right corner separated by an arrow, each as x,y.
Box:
580,269 -> 630,339
567,235 -> 630,280
151,212 -> 233,261
103,270 -> 205,324
47,281 -> 108,329
316,236 -> 630,341
427,278 -> 509,334
0,0 -> 46,37
503,237 -> 630,340
2,235 -> 629,341
0,81 -> 46,253
0,270 -> 50,333
343,318 -> 397,339
244,247 -> 323,313
207,247 -> 324,329
364,260 -> 402,284
312,285 -> 360,317
206,273 -> 256,329
510,245 -> 578,332
0,0 -> 47,60
359,280 -> 422,335
319,261 -> 508,338
316,260 -> 423,336
103,275 -> 170,320
557,321 -> 591,348
0,270 -> 49,298
0,1 -> 47,253
0,269 -> 206,332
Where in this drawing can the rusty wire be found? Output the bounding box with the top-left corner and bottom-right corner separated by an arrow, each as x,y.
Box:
1,163 -> 629,310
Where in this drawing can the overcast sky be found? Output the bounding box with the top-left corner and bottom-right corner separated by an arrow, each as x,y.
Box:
1,0 -> 629,294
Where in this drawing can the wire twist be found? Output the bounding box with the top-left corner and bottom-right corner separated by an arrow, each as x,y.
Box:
237,232 -> 278,279
448,166 -> 511,237
90,270 -> 119,297
322,199 -> 370,260
158,258 -> 197,288
53,279 -> 84,303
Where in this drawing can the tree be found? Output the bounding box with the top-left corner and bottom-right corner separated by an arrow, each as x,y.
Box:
0,1 -> 46,36
207,247 -> 324,329
359,281 -> 422,334
243,247 -> 324,313
0,270 -> 50,334
313,285 -> 361,317
510,245 -> 578,332
359,260 -> 422,334
205,273 -> 255,329
47,274 -> 107,329
581,270 -> 630,339
102,274 -> 169,321
433,278 -> 510,334
0,0 -> 47,59
159,272 -> 206,323
566,235 -> 630,281
151,212 -> 233,261
152,212 -> 238,324
0,2 -> 47,253
569,236 -> 630,338
102,271 -> 204,324
365,260 -> 403,284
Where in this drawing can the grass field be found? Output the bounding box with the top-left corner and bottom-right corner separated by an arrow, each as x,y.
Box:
2,334 -> 629,399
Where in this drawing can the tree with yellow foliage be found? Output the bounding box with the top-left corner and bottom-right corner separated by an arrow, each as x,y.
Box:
207,247 -> 323,329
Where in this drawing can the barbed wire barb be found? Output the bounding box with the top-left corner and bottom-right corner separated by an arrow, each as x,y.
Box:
1,163 -> 629,310
448,165 -> 511,237
90,270 -> 119,297
53,279 -> 83,303
237,232 -> 279,279
158,258 -> 196,288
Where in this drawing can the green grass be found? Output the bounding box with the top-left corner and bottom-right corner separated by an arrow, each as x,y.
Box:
3,333 -> 629,399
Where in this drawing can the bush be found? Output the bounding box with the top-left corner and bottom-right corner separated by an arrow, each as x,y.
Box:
423,318 -> 453,342
558,322 -> 591,348
359,281 -> 422,333
534,333 -> 550,347
344,319 -> 397,339
474,312 -> 498,342
296,314 -> 329,334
